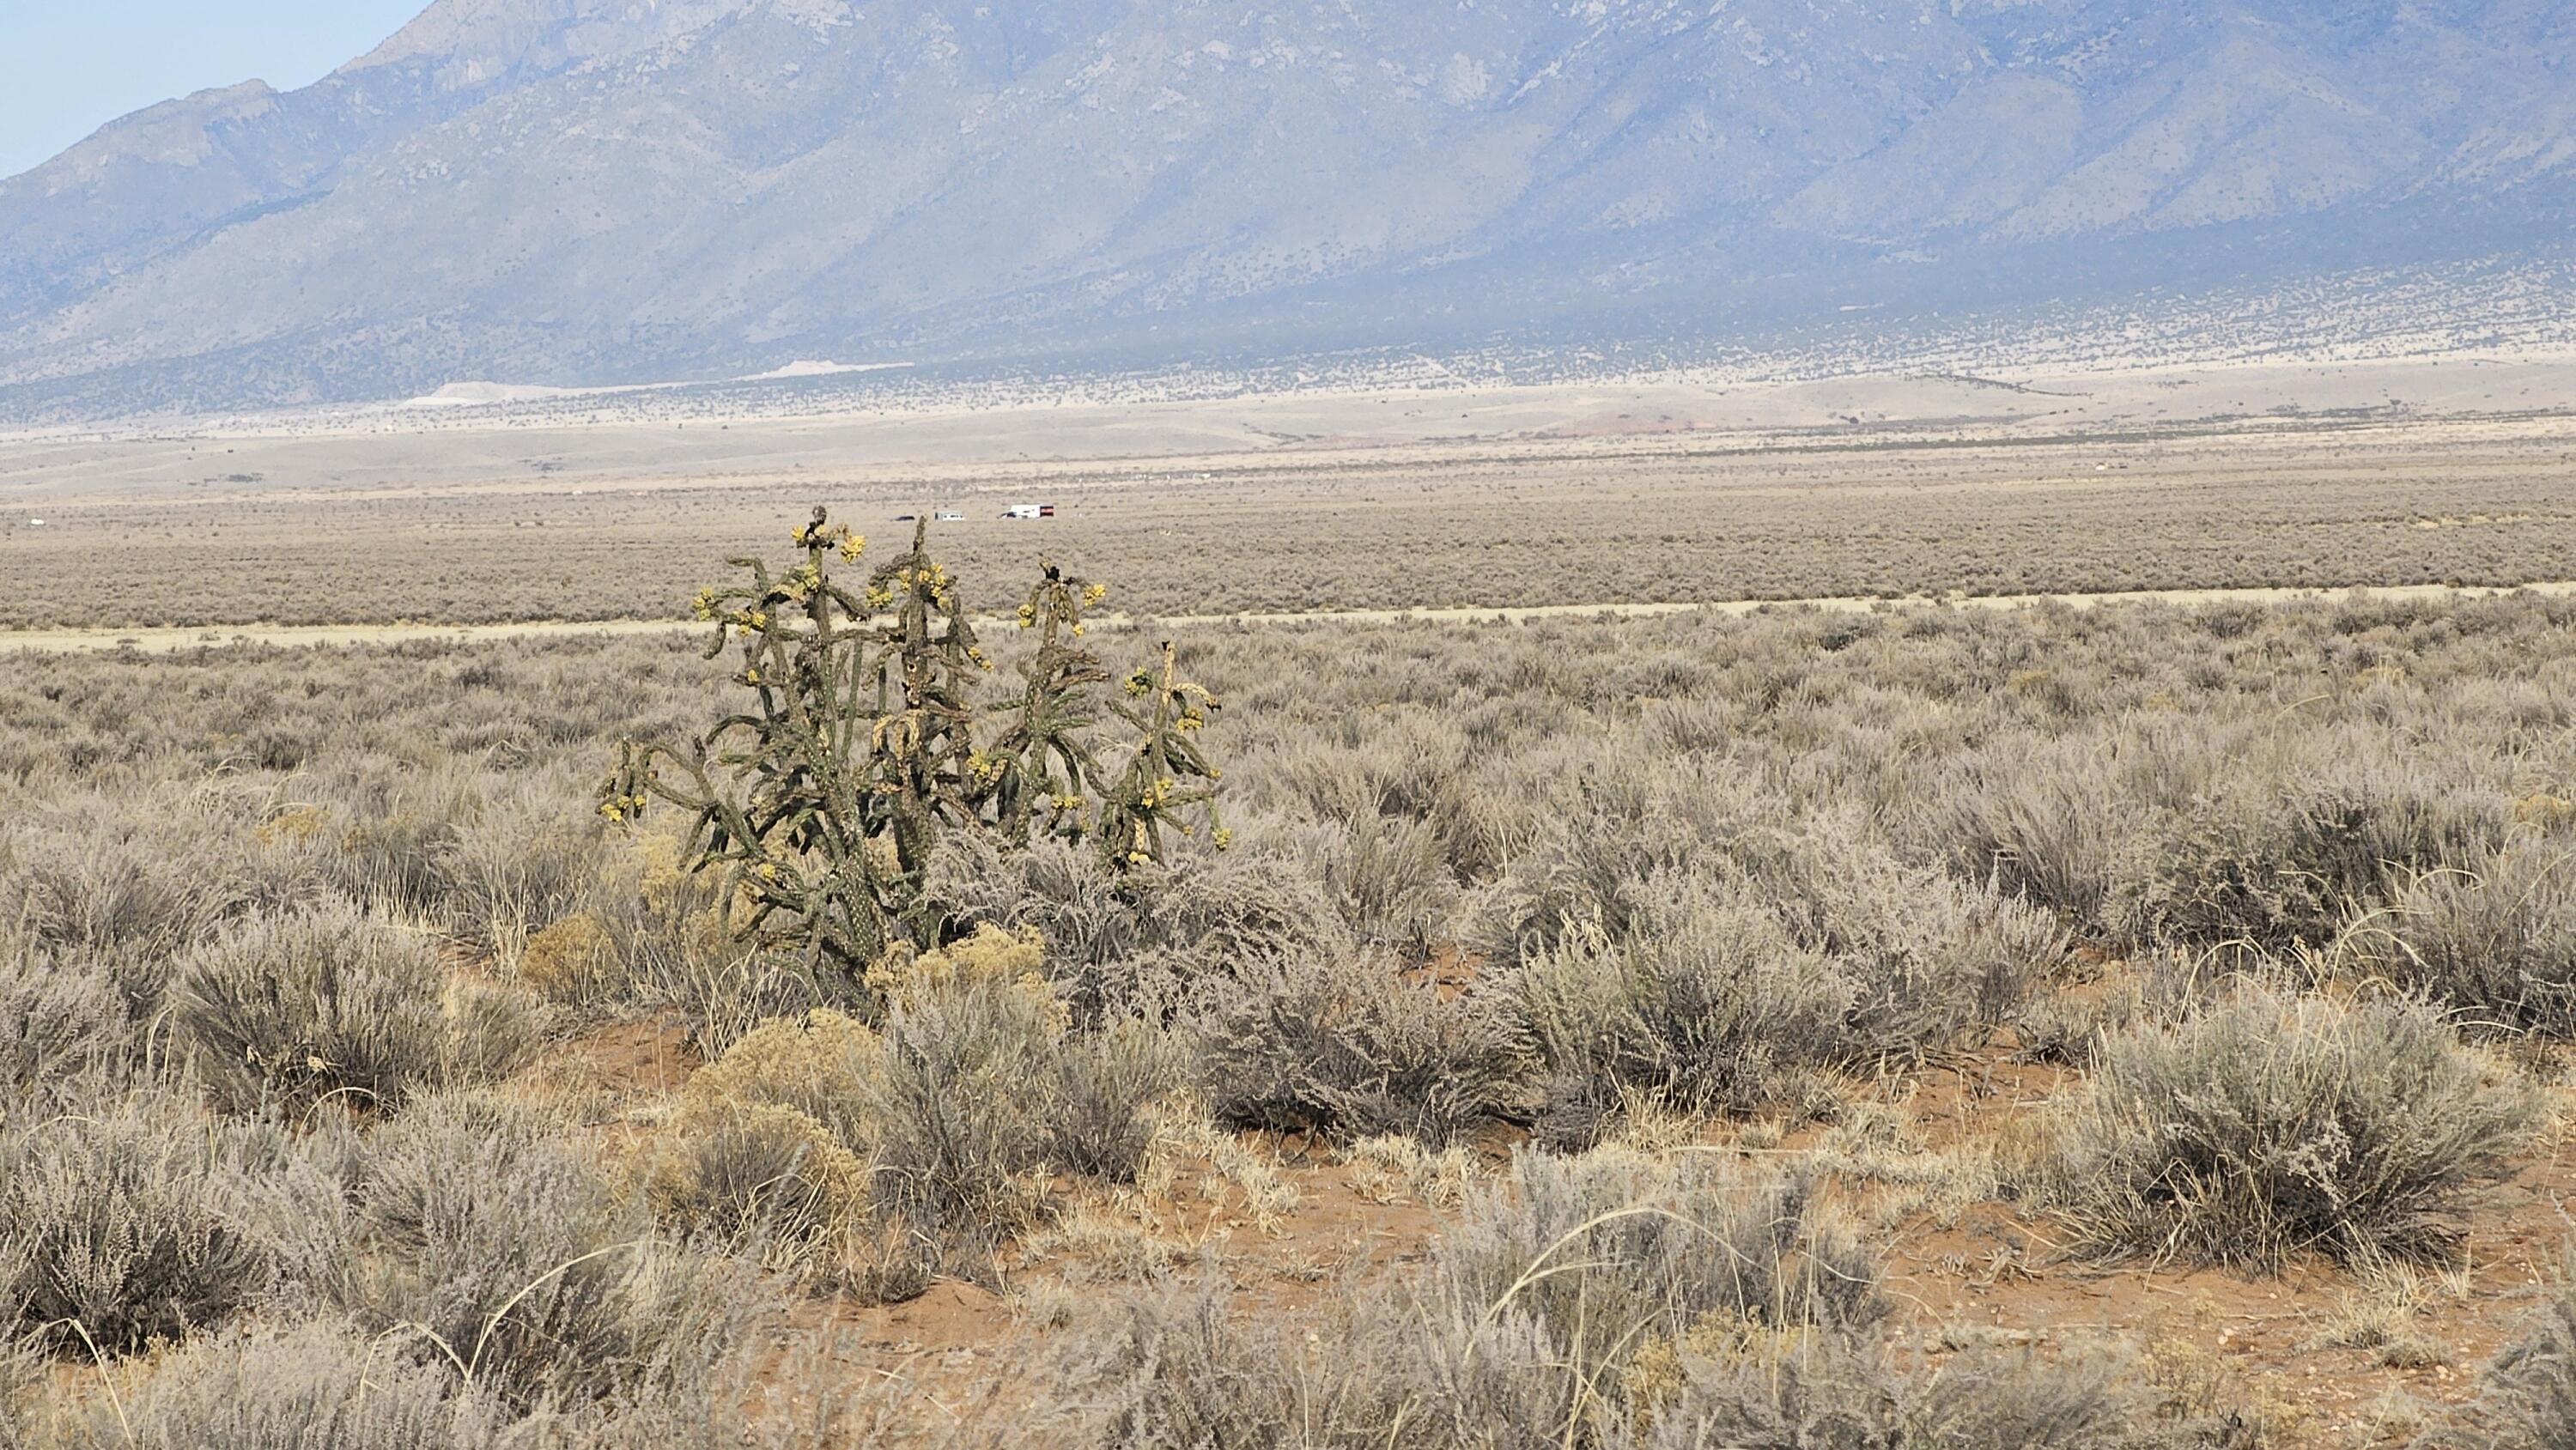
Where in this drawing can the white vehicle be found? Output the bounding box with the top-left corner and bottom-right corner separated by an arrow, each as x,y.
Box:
1001,503 -> 1055,519
933,510 -> 965,522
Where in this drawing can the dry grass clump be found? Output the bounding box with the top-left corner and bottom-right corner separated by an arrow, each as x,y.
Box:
2429,1264 -> 2576,1448
2037,986 -> 2534,1269
1617,1340 -> 2160,1450
174,902 -> 543,1114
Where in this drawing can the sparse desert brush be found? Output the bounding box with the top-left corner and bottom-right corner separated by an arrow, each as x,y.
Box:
2038,986 -> 2534,1269
925,830 -> 1358,1027
0,1095 -> 339,1352
1092,1151 -> 1880,1447
340,1090 -> 764,1411
2433,1258 -> 2576,1449
648,1009 -> 911,1288
866,956 -> 1101,1240
1492,789 -> 2050,1145
2360,844 -> 2576,1035
21,1316 -> 513,1450
174,902 -> 541,1113
1615,1338 -> 2158,1450
532,829 -> 740,1013
1191,949 -> 1531,1146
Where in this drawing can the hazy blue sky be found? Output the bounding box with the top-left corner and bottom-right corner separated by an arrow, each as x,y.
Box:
0,2 -> 428,179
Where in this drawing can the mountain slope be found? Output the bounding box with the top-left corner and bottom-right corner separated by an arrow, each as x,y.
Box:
3,0 -> 2572,416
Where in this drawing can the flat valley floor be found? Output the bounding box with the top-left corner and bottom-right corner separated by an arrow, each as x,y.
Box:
4,353 -> 2575,633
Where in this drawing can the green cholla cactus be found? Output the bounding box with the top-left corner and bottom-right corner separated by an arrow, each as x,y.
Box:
602,507 -> 909,992
602,509 -> 1220,999
1096,640 -> 1227,868
865,519 -> 990,891
986,562 -> 1110,845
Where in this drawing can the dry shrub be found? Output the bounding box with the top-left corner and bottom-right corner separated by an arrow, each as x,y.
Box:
682,1007 -> 880,1141
0,935 -> 137,1101
2434,1263 -> 2576,1448
0,786 -> 319,991
1617,1339 -> 2158,1450
1522,877 -> 1854,1145
518,911 -> 619,1002
322,784 -> 466,919
436,784 -> 603,960
928,835 -> 1358,1028
1190,951 -> 1532,1146
1940,736 -> 2136,927
2363,845 -> 2576,1036
23,1317 -> 512,1449
1294,812 -> 1461,955
0,1096 -> 338,1352
866,961 -> 1078,1241
647,1101 -> 874,1274
175,902 -> 542,1114
550,830 -> 749,1028
1047,1017 -> 1166,1181
2038,986 -> 2533,1268
1493,786 -> 2055,1144
340,1091 -> 762,1411
652,1009 -> 881,1275
658,931 -> 1163,1271
1433,1150 -> 1882,1382
1091,1150 -> 1878,1447
2121,764 -> 2506,954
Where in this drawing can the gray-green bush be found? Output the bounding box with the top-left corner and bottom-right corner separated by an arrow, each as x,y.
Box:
1191,951 -> 1532,1146
2364,844 -> 2576,1036
2038,986 -> 2534,1268
0,1096 -> 337,1352
175,902 -> 542,1113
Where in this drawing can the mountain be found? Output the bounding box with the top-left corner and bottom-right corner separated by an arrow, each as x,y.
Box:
3,0 -> 2573,416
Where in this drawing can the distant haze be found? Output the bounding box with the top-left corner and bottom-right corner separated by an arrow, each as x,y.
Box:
2,0 -> 2572,419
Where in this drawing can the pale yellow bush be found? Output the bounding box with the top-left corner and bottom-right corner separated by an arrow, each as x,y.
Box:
518,912 -> 616,1001
682,1008 -> 880,1140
